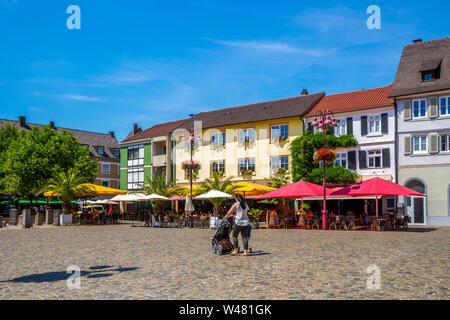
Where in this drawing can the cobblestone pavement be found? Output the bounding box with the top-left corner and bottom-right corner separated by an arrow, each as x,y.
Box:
0,225 -> 449,300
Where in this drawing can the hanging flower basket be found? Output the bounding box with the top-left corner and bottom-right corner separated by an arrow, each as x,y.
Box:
313,148 -> 336,163
182,161 -> 200,170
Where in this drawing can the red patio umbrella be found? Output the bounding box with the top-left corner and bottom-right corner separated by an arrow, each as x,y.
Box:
330,177 -> 426,217
257,180 -> 333,214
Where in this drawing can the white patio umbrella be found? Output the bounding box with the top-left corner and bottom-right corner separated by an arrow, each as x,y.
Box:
184,194 -> 195,213
110,193 -> 145,202
138,194 -> 170,201
195,189 -> 233,199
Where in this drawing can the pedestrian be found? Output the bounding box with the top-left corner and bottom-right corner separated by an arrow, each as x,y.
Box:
223,194 -> 251,256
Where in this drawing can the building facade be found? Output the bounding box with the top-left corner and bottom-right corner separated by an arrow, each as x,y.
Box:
390,37 -> 450,226
119,120 -> 188,191
0,116 -> 121,188
305,85 -> 396,214
173,91 -> 324,185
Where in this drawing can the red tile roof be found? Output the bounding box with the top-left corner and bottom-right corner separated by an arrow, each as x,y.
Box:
121,118 -> 189,143
306,85 -> 394,116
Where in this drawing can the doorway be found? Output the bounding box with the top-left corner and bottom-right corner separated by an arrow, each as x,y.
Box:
405,179 -> 426,225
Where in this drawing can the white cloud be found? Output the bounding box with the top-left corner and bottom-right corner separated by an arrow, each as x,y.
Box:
56,94 -> 104,102
205,38 -> 327,57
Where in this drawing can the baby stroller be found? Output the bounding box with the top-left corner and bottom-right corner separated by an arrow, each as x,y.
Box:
211,219 -> 234,255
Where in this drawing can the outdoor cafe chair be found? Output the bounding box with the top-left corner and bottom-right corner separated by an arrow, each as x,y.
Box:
328,216 -> 338,230
370,216 -> 381,231
312,216 -> 320,230
347,216 -> 356,231
338,216 -> 347,230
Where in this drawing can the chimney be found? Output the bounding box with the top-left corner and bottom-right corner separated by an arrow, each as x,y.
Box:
18,116 -> 26,127
413,38 -> 422,44
108,131 -> 115,138
301,89 -> 308,96
133,123 -> 139,135
49,121 -> 56,129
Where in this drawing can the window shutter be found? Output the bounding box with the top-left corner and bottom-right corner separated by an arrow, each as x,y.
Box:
429,134 -> 439,154
404,100 -> 412,120
346,117 -> 353,135
381,113 -> 388,134
347,151 -> 356,170
428,96 -> 438,118
358,150 -> 367,169
382,148 -> 391,168
361,116 -> 368,136
404,136 -> 412,155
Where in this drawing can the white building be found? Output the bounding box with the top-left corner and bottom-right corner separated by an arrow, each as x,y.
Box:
305,85 -> 396,214
390,37 -> 450,226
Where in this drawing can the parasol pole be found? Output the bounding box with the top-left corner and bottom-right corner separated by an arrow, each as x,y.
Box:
376,194 -> 379,218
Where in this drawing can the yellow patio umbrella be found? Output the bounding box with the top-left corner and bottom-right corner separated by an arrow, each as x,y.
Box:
172,184 -> 205,197
232,182 -> 275,197
43,183 -> 127,197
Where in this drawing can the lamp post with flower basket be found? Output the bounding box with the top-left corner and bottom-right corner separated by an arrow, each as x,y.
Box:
311,110 -> 337,230
180,129 -> 202,198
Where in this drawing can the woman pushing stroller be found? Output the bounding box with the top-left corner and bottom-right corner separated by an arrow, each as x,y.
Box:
223,194 -> 251,256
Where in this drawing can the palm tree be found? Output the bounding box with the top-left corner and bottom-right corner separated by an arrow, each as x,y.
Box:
140,174 -> 179,214
40,168 -> 94,214
200,172 -> 236,215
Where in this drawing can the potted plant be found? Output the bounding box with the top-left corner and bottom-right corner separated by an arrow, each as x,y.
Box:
248,208 -> 263,229
240,169 -> 254,176
274,167 -> 287,175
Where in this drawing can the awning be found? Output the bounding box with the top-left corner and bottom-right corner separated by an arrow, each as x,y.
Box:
44,183 -> 126,197
232,182 -> 275,197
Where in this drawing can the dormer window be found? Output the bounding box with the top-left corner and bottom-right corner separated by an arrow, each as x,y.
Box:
98,146 -> 105,156
113,148 -> 120,157
420,58 -> 441,82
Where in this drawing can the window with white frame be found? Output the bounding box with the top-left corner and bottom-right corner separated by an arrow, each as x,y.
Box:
238,128 -> 256,146
127,168 -> 144,190
127,144 -> 144,167
211,160 -> 225,175
102,180 -> 110,188
239,158 -> 255,175
334,120 -> 347,137
271,124 -> 289,142
440,96 -> 450,116
367,150 -> 382,168
271,156 -> 289,173
413,136 -> 427,153
413,99 -> 427,118
113,148 -> 120,157
211,131 -> 225,147
441,135 -> 450,152
334,153 -> 347,167
368,115 -> 381,134
101,163 -> 110,174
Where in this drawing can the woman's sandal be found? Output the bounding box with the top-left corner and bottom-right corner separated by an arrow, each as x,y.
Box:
231,249 -> 238,256
242,251 -> 249,256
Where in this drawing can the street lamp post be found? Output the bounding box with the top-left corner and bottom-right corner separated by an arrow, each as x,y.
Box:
311,110 -> 337,230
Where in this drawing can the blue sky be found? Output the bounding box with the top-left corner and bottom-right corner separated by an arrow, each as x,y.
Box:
0,1 -> 449,141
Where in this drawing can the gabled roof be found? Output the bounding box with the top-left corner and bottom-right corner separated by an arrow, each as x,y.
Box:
390,37 -> 450,97
178,92 -> 325,130
121,118 -> 189,143
0,118 -> 119,159
305,85 -> 394,116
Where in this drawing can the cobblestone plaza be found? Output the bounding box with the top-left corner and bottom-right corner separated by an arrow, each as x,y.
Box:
0,225 -> 448,300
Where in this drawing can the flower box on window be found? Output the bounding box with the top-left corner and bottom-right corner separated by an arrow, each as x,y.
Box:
313,148 -> 337,163
212,170 -> 224,177
240,169 -> 254,176
273,136 -> 288,143
181,161 -> 200,170
273,167 -> 288,175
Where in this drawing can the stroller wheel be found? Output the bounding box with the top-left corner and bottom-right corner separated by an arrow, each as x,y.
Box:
211,244 -> 217,254
216,244 -> 223,255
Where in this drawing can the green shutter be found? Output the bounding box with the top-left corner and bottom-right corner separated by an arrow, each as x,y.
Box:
144,143 -> 152,166
404,136 -> 412,155
144,166 -> 152,184
429,134 -> 438,154
428,96 -> 438,118
404,100 -> 412,120
120,169 -> 128,191
120,147 -> 128,168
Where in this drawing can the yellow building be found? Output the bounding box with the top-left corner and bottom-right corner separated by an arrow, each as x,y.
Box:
172,91 -> 324,185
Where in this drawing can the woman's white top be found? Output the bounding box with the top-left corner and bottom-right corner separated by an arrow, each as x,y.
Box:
234,202 -> 250,226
